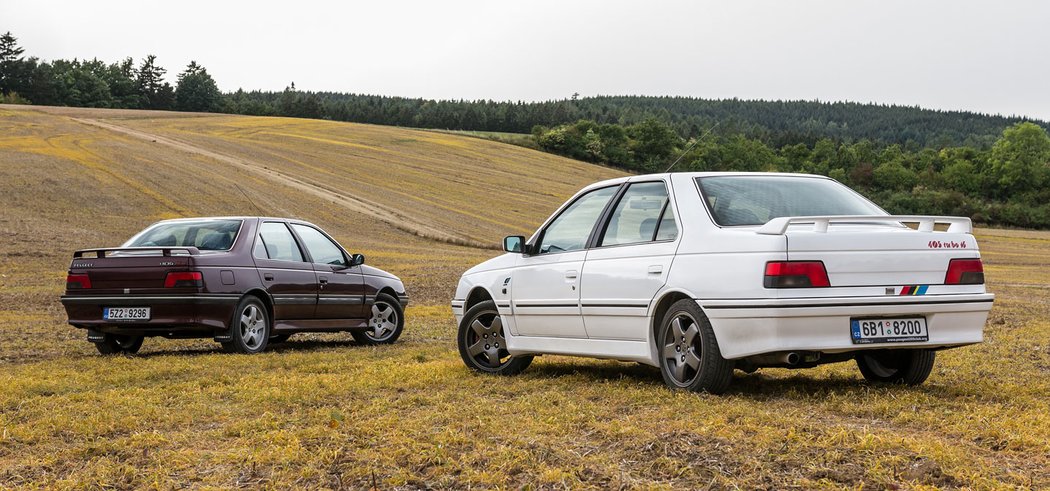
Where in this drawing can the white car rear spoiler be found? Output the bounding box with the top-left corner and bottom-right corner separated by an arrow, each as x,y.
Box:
755,215 -> 973,235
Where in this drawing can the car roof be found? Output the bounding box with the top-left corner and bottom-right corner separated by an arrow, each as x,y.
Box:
578,171 -> 830,193
149,216 -> 314,225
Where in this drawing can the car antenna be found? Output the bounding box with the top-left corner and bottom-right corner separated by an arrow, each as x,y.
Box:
663,121 -> 720,173
233,182 -> 264,215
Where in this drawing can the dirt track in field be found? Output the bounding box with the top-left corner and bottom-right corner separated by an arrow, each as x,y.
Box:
71,117 -> 495,249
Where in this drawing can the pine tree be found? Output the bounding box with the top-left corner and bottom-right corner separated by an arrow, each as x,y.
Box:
136,55 -> 169,109
175,61 -> 222,112
0,31 -> 27,96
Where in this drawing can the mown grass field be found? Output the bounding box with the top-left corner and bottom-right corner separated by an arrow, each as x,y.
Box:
425,129 -> 540,151
0,105 -> 1047,489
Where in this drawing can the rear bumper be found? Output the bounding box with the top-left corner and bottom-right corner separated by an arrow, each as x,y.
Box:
702,293 -> 994,359
60,294 -> 241,334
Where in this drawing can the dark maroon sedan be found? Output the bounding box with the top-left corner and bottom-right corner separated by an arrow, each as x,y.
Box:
60,217 -> 409,355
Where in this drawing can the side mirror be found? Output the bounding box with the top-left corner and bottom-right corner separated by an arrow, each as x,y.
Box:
350,253 -> 365,267
503,235 -> 525,253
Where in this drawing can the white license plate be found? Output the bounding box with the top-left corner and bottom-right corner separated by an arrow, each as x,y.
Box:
103,307 -> 151,321
851,317 -> 928,344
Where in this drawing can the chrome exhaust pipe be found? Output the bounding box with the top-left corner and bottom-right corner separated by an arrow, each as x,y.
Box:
741,351 -> 803,368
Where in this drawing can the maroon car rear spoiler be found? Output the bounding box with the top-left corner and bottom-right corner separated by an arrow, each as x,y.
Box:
72,246 -> 202,258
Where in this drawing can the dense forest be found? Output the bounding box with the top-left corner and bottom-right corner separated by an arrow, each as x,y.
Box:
2,31 -> 1048,228
532,119 -> 1050,228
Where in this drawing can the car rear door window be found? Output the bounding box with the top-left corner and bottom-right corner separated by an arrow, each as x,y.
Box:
291,224 -> 347,266
600,182 -> 675,246
256,222 -> 305,262
536,186 -> 618,254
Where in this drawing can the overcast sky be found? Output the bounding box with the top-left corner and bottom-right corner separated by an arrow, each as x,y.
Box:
3,0 -> 1048,119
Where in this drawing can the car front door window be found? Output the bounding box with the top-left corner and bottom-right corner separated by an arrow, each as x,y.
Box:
537,186 -> 618,254
291,224 -> 347,266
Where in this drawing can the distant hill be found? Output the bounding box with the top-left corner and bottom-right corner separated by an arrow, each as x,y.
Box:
225,92 -> 1049,149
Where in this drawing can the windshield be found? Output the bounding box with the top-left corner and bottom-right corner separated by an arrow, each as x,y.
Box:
124,219 -> 243,251
696,176 -> 886,226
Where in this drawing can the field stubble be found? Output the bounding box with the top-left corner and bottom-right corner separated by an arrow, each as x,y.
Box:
0,106 -> 1047,489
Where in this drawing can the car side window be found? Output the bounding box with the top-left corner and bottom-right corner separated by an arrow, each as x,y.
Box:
600,182 -> 672,246
291,224 -> 347,266
655,206 -> 678,241
536,186 -> 618,254
255,222 -> 305,262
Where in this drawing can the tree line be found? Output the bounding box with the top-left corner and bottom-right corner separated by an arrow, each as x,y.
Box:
2,30 -> 1048,228
532,118 -> 1050,228
3,31 -> 1045,148
0,32 -> 221,112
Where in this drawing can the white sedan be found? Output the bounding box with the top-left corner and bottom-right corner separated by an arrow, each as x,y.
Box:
451,172 -> 994,393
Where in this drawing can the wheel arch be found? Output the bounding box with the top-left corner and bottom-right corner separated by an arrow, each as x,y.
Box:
241,288 -> 274,326
463,286 -> 495,313
376,286 -> 399,301
647,288 -> 703,365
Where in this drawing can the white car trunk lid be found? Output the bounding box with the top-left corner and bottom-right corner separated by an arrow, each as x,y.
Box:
760,216 -> 980,288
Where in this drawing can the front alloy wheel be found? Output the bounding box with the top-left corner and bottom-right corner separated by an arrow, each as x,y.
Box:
457,300 -> 532,375
351,293 -> 405,345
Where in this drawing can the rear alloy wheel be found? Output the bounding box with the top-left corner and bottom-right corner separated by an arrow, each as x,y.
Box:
658,299 -> 733,394
222,297 -> 270,354
458,300 -> 532,375
352,293 -> 405,345
95,334 -> 144,355
856,349 -> 936,385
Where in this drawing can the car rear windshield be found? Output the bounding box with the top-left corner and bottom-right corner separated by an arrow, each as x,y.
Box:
696,176 -> 886,226
124,219 -> 243,251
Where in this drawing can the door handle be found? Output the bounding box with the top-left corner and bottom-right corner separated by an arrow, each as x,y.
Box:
263,273 -> 274,281
648,265 -> 663,274
565,270 -> 578,279
319,277 -> 329,284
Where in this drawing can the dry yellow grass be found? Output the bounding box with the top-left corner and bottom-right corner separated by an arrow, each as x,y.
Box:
0,105 -> 1047,489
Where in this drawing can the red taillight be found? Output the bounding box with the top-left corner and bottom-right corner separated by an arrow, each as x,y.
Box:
764,261 -> 830,288
164,271 -> 203,288
945,258 -> 984,285
66,273 -> 92,289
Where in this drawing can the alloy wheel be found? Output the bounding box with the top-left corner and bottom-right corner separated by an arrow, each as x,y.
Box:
662,313 -> 703,385
366,301 -> 398,341
240,304 -> 266,349
465,312 -> 510,368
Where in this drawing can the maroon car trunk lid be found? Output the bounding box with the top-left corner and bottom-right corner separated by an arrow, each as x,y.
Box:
69,254 -> 194,291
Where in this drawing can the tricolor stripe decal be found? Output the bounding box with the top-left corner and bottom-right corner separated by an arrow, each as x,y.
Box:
899,285 -> 929,295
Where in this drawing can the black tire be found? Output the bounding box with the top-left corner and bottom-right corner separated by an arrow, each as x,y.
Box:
658,299 -> 733,394
94,334 -> 144,355
351,293 -> 405,345
856,349 -> 936,385
458,300 -> 532,375
269,334 -> 292,343
221,296 -> 270,354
